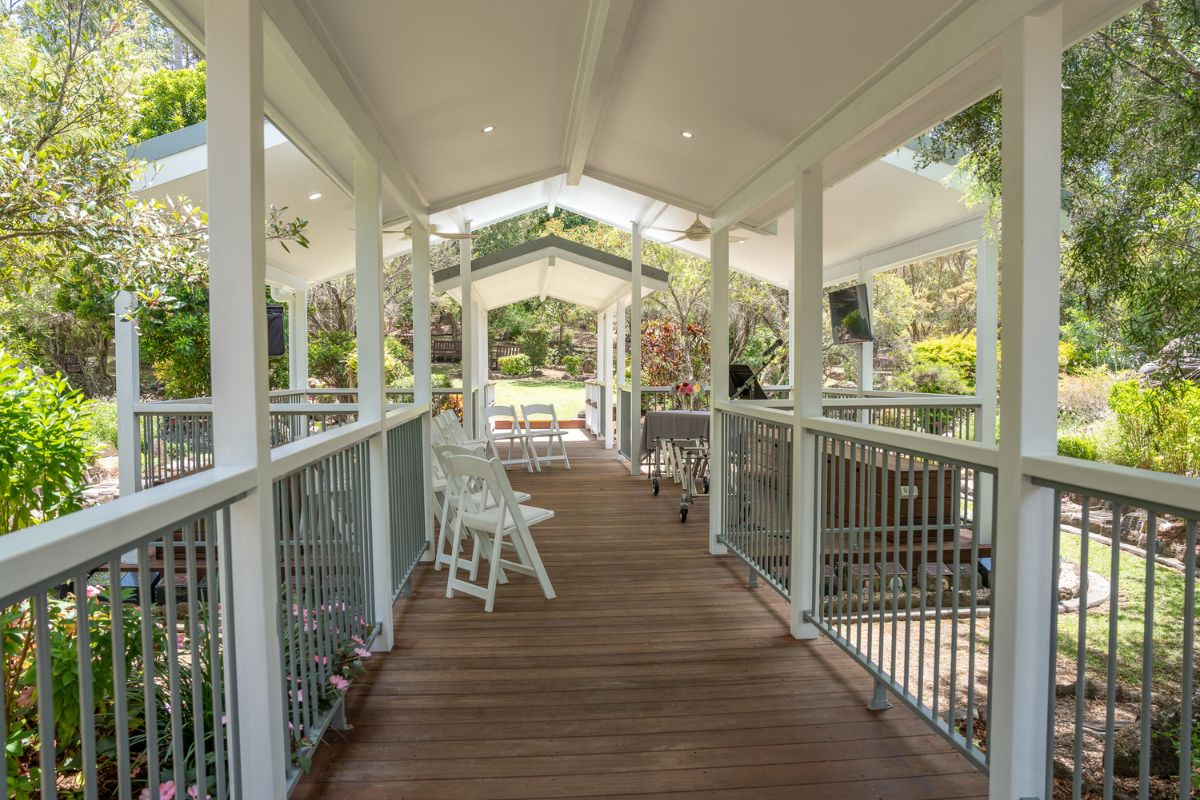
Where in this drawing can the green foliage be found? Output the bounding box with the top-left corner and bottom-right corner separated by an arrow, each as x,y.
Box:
0,350 -> 95,534
1099,379 -> 1200,477
1058,369 -> 1117,424
517,325 -> 552,369
132,61 -> 206,141
308,330 -> 355,387
86,398 -> 119,452
891,361 -> 970,395
1057,433 -> 1100,461
498,353 -> 532,377
343,337 -> 411,386
912,333 -> 979,386
916,0 -> 1200,383
561,354 -> 583,376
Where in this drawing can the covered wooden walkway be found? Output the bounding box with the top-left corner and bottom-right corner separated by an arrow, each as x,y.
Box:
294,441 -> 986,799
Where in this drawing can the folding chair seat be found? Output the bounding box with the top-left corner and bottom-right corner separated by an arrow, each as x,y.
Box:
519,403 -> 571,469
440,451 -> 555,612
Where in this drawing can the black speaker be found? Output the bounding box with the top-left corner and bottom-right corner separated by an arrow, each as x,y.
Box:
267,304 -> 286,357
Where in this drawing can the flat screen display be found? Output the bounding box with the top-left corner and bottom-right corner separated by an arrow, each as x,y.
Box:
828,284 -> 874,344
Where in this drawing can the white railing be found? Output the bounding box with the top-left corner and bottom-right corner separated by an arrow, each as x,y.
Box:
1,402 -> 433,797
584,379 -> 608,439
822,395 -> 983,442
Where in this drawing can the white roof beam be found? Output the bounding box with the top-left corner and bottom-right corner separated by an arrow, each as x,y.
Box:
598,283 -> 629,311
563,0 -> 638,186
539,257 -> 555,299
822,217 -> 984,286
712,0 -> 1052,231
545,175 -> 565,215
636,200 -> 669,231
255,0 -> 428,227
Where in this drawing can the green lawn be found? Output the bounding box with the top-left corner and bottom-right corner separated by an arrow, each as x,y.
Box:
1056,530 -> 1190,694
492,378 -> 586,421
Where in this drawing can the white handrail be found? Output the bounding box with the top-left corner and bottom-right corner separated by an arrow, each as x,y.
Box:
0,467 -> 255,604
269,419 -> 381,478
822,396 -> 983,409
385,402 -> 429,429
1023,454 -> 1200,517
714,400 -> 794,426
801,415 -> 1000,470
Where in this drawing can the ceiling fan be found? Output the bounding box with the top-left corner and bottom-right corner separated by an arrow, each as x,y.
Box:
381,223 -> 480,241
651,215 -> 745,245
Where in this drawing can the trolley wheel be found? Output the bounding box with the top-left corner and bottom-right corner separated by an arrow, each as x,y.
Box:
680,506 -> 689,523
652,477 -> 660,496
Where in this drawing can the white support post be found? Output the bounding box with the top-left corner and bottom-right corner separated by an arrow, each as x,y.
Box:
607,304 -> 618,449
616,298 -> 627,453
709,226 -> 730,556
204,0 -> 287,793
353,152 -> 394,653
289,286 -> 309,391
989,6 -> 1062,799
975,231 -> 999,546
115,291 -> 140,496
475,301 -> 488,408
411,225 -> 435,560
459,231 -> 474,437
789,164 -> 824,640
594,309 -> 605,439
629,224 -> 643,476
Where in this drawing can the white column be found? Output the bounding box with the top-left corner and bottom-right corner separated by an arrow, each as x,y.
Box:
858,269 -> 874,395
204,0 -> 286,793
608,305 -> 618,449
786,281 -> 795,392
459,231 -> 474,436
709,226 -> 730,555
629,224 -> 643,476
475,301 -> 488,398
594,310 -> 605,438
289,286 -> 309,391
353,152 -> 394,653
975,232 -> 999,546
989,6 -> 1062,799
616,299 -> 627,453
411,224 -> 435,559
789,164 -> 823,640
115,291 -> 140,496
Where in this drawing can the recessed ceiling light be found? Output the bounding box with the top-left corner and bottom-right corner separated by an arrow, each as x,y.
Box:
681,130 -> 694,139
482,125 -> 496,133
308,192 -> 322,200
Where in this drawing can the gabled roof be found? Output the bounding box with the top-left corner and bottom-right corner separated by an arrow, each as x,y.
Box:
433,235 -> 668,311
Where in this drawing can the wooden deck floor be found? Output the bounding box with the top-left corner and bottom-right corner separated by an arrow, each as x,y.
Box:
294,440 -> 987,800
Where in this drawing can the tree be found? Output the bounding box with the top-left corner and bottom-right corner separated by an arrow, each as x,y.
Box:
132,60 -> 206,141
914,0 -> 1200,383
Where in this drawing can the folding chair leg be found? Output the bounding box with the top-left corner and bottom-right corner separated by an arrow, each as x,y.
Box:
483,528 -> 507,612
446,520 -> 465,598
509,521 -> 555,600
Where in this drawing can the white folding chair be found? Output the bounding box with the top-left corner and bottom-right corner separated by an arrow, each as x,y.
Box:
483,405 -> 540,472
432,443 -> 531,576
441,451 -> 555,612
519,403 -> 571,469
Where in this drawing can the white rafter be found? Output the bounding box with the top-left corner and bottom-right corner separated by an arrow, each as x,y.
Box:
563,0 -> 638,186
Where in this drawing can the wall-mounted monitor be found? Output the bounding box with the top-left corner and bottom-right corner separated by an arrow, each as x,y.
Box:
267,304 -> 286,357
828,284 -> 874,344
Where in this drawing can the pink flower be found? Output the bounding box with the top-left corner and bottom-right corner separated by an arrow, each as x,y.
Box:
329,674 -> 350,692
138,780 -> 176,800
176,632 -> 186,649
353,647 -> 372,659
86,584 -> 103,599
350,635 -> 365,646
314,654 -> 328,666
221,714 -> 229,726
186,785 -> 210,800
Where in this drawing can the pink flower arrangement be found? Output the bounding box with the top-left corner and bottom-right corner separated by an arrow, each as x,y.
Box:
329,674 -> 350,692
139,780 -> 175,800
353,647 -> 372,659
673,381 -> 696,395
85,584 -> 103,599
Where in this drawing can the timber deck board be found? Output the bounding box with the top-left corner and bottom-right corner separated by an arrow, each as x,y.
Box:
294,440 -> 986,800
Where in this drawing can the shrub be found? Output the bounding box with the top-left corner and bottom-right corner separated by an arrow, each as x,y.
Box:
1057,433 -> 1100,461
562,354 -> 583,376
343,337 -> 412,386
498,353 -> 532,377
1058,369 -> 1116,424
86,398 -> 119,452
1099,379 -> 1200,477
891,361 -> 970,395
0,351 -> 96,534
912,333 -> 979,386
308,330 -> 356,387
517,325 -> 553,368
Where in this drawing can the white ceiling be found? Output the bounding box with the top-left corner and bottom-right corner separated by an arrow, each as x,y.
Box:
435,254 -> 661,311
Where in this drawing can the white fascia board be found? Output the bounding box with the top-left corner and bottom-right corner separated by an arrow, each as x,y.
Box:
266,262 -> 311,291
712,0 -> 1048,230
822,216 -> 984,286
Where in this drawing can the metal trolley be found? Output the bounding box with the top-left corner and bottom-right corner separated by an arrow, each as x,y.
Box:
650,436 -> 711,522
